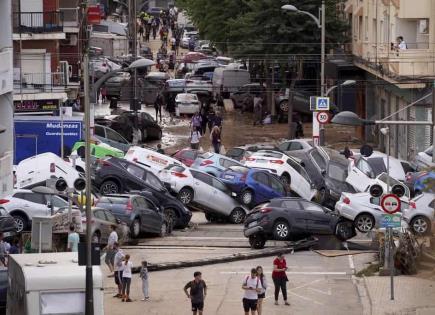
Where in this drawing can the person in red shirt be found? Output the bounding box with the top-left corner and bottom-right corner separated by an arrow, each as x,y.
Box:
272,253 -> 290,306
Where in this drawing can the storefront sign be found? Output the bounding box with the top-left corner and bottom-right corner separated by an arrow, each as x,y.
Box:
14,100 -> 59,113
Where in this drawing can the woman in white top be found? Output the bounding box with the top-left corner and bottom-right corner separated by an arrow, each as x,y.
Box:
121,254 -> 133,302
190,127 -> 201,150
256,266 -> 268,315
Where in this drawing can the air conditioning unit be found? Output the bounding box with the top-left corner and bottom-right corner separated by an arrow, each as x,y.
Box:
61,34 -> 78,46
0,152 -> 13,198
59,61 -> 70,86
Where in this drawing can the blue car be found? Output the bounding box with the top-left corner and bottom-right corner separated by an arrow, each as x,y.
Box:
191,152 -> 243,177
414,171 -> 435,194
220,166 -> 289,207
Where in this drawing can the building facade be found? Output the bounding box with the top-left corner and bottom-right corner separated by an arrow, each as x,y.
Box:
345,0 -> 435,159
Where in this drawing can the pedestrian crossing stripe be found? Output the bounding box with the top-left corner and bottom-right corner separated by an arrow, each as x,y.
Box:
316,97 -> 330,110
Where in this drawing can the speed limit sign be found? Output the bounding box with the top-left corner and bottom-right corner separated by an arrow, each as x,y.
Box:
316,111 -> 330,124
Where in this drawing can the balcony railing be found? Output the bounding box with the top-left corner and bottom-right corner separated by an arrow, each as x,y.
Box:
13,71 -> 67,93
13,11 -> 64,34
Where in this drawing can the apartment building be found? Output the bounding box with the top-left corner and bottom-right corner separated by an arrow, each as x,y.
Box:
345,0 -> 435,159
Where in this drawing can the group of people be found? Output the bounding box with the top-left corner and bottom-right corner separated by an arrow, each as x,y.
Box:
183,252 -> 290,315
189,109 -> 223,153
138,8 -> 179,43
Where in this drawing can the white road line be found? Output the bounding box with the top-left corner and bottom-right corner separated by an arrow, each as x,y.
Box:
167,236 -> 247,241
288,291 -> 325,305
220,271 -> 348,275
348,255 -> 355,272
308,287 -> 332,296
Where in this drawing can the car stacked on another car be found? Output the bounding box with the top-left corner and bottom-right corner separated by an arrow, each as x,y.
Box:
172,148 -> 201,167
191,152 -> 244,177
225,143 -> 279,162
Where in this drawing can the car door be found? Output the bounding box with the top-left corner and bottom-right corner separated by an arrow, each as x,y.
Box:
190,170 -> 215,208
251,172 -> 275,201
286,158 -> 312,200
210,177 -> 234,215
299,201 -> 333,234
125,163 -> 148,191
280,199 -> 307,232
20,192 -> 51,217
346,158 -> 374,192
136,197 -> 159,233
268,175 -> 287,198
106,128 -> 129,152
93,209 -> 110,242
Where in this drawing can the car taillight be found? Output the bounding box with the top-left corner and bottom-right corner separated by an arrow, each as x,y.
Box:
343,197 -> 350,205
126,200 -> 133,213
409,201 -> 416,209
260,207 -> 273,214
270,160 -> 284,165
50,163 -> 55,173
246,157 -> 256,162
171,171 -> 187,178
0,199 -> 9,205
200,160 -> 213,166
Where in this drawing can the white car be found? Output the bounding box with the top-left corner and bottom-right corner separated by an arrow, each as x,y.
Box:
124,146 -> 184,176
402,193 -> 435,235
0,189 -> 68,232
16,152 -> 82,190
175,93 -> 200,115
277,139 -> 313,153
158,164 -> 248,223
335,192 -> 409,233
413,146 -> 435,170
243,150 -> 317,201
346,151 -> 415,192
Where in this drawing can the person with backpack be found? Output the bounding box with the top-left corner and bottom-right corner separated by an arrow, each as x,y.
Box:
184,271 -> 207,315
272,253 -> 290,306
256,266 -> 267,315
139,260 -> 150,301
242,268 -> 261,315
190,127 -> 201,150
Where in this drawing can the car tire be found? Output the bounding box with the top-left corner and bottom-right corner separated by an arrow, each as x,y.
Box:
100,180 -> 120,195
410,216 -> 431,235
164,208 -> 177,229
178,187 -> 194,205
12,214 -> 28,233
229,208 -> 246,224
240,189 -> 254,207
249,235 -> 266,249
355,214 -> 375,233
335,220 -> 355,241
279,100 -> 289,113
273,220 -> 290,241
280,173 -> 291,188
130,218 -> 141,238
92,231 -> 101,244
159,221 -> 167,237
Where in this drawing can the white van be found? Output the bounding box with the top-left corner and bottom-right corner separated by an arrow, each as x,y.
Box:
7,252 -> 104,315
124,146 -> 184,176
16,152 -> 81,189
212,68 -> 250,99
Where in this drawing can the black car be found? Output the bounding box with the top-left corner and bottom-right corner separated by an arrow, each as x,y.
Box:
243,198 -> 356,249
95,111 -> 162,142
92,157 -> 192,228
96,194 -> 167,238
0,268 -> 6,315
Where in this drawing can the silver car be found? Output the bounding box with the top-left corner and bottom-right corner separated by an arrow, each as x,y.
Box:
94,124 -> 131,153
402,193 -> 435,235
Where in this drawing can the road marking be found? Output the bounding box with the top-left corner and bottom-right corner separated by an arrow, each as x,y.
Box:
308,287 -> 332,296
288,291 -> 325,305
167,236 -> 247,241
220,271 -> 348,275
348,255 -> 355,271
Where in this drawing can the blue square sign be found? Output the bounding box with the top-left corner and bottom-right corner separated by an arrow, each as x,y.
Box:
316,97 -> 330,110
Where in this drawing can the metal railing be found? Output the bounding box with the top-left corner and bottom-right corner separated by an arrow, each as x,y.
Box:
13,11 -> 64,33
14,72 -> 67,92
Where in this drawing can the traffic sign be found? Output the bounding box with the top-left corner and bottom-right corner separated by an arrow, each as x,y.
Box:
381,213 -> 401,228
316,111 -> 330,124
381,194 -> 401,214
315,97 -> 330,110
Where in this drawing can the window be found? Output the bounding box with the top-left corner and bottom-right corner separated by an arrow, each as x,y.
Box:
228,166 -> 250,175
252,172 -> 269,186
429,199 -> 435,208
278,143 -> 290,151
300,201 -> 323,212
105,210 -> 117,223
270,177 -> 285,194
40,292 -> 85,315
181,150 -> 196,160
226,148 -> 244,159
93,209 -> 106,220
137,197 -> 156,210
99,196 -> 129,205
50,196 -> 68,208
220,158 -> 240,169
95,125 -> 105,137
310,150 -> 326,171
281,200 -> 301,209
356,159 -> 373,177
127,164 -> 146,179
145,173 -> 165,191
107,128 -> 127,144
358,16 -> 363,40
191,170 -> 213,185
289,142 -> 303,151
212,178 -> 229,193
364,16 -> 368,40
366,157 -> 386,176
328,163 -> 348,182
401,162 -> 415,174
21,193 -> 46,204
287,158 -> 301,173
424,147 -> 433,157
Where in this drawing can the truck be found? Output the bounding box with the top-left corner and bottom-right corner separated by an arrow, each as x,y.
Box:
89,32 -> 128,57
14,116 -> 83,164
7,252 -> 104,315
212,67 -> 250,99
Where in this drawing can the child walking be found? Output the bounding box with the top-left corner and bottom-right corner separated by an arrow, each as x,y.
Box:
140,261 -> 150,301
121,254 -> 133,302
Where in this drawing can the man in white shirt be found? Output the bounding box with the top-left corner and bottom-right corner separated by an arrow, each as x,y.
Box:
397,36 -> 407,50
105,225 -> 118,272
242,268 -> 261,315
113,243 -> 125,298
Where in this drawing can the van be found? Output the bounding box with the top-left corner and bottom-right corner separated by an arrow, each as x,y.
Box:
16,152 -> 81,189
124,146 -> 184,176
7,252 -> 104,315
212,68 -> 250,99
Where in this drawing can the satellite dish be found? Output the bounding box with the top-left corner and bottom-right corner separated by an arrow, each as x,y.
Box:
360,144 -> 373,157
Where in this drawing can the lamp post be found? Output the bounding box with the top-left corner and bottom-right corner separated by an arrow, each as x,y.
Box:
282,1 -> 326,145
325,80 -> 356,97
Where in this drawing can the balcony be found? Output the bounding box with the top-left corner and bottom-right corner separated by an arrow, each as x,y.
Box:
13,71 -> 68,94
60,7 -> 79,30
379,49 -> 435,78
13,11 -> 64,34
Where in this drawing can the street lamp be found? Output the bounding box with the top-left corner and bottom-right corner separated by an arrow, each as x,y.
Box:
325,80 -> 356,97
282,1 -> 326,145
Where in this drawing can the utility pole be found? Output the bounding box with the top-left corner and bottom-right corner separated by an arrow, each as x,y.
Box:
319,0 -> 326,146
129,0 -> 139,116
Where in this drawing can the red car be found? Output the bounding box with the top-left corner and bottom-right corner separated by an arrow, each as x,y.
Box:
172,149 -> 201,167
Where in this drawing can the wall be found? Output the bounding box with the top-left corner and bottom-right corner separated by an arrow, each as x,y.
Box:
22,40 -> 59,72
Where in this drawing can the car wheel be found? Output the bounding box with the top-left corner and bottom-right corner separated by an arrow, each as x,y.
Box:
355,214 -> 375,233
273,220 -> 290,240
249,235 -> 266,249
279,100 -> 289,112
335,220 -> 355,241
410,216 -> 431,235
178,187 -> 194,205
240,189 -> 254,207
279,173 -> 291,187
100,180 -> 120,195
12,214 -> 27,233
92,231 -> 101,244
229,208 -> 246,224
164,208 -> 177,228
141,129 -> 148,142
130,218 -> 141,238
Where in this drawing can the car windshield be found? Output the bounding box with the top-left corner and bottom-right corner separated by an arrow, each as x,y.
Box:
177,94 -> 197,102
366,157 -> 387,176
145,173 -> 166,191
164,164 -> 186,173
253,151 -> 282,159
98,196 -> 128,205
377,173 -> 401,187
328,162 -> 347,182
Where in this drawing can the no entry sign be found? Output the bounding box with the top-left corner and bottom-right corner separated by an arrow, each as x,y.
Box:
381,194 -> 401,214
316,111 -> 330,124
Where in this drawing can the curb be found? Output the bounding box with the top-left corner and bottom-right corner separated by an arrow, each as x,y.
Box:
131,237 -> 318,273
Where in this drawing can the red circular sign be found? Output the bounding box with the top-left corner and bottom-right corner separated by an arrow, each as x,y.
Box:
316,111 -> 330,124
381,194 -> 401,214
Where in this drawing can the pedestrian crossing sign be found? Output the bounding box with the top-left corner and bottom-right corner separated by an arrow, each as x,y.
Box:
315,97 -> 330,110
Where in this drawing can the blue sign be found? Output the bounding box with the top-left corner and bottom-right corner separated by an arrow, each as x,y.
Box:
316,97 -> 330,110
381,213 -> 401,228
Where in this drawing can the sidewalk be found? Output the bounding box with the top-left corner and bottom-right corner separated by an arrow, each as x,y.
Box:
363,276 -> 435,315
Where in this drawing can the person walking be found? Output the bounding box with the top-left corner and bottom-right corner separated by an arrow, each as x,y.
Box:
210,125 -> 221,154
113,243 -> 125,299
104,225 -> 118,273
154,94 -> 163,122
256,266 -> 267,315
184,271 -> 207,315
121,254 -> 133,302
191,112 -> 202,134
190,128 -> 201,150
207,111 -> 216,133
138,24 -> 144,40
67,224 -> 80,252
140,261 -> 150,301
242,268 -> 261,315
156,143 -> 165,154
253,97 -> 263,126
272,253 -> 290,306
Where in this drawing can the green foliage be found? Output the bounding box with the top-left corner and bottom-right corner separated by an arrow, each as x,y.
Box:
176,0 -> 349,59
